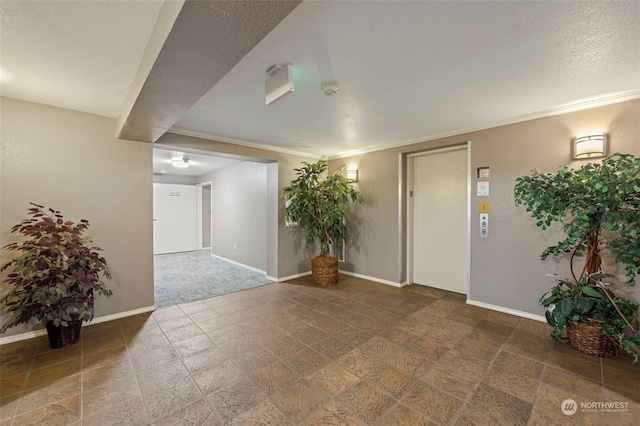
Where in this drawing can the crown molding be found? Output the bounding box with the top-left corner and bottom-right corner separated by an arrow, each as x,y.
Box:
330,90 -> 640,159
169,90 -> 639,161
166,127 -> 320,160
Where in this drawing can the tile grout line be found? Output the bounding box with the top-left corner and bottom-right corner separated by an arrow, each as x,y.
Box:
131,313 -> 172,424
152,305 -> 216,423
223,284 -> 425,424
527,327 -> 556,425
448,316 -> 524,425
7,278 -> 638,425
600,357 -> 605,403
79,334 -> 84,423
8,343 -> 38,423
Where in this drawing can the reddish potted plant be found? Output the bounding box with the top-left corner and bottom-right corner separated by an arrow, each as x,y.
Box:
0,203 -> 112,348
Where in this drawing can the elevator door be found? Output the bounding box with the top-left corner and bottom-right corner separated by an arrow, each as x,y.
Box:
413,148 -> 468,294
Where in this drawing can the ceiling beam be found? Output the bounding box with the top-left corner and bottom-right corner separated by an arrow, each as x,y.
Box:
117,0 -> 302,143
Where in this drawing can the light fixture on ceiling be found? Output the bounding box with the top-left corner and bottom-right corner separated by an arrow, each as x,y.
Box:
171,155 -> 190,168
573,131 -> 607,160
265,64 -> 294,105
322,81 -> 339,96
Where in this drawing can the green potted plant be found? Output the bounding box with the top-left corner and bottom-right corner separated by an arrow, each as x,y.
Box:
514,153 -> 640,362
283,157 -> 363,286
0,203 -> 112,348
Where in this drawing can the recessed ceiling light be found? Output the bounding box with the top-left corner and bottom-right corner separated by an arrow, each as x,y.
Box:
171,155 -> 190,168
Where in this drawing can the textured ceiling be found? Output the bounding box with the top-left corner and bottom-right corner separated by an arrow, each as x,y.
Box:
173,0 -> 640,157
1,0 -> 639,162
118,0 -> 301,143
0,0 -> 162,117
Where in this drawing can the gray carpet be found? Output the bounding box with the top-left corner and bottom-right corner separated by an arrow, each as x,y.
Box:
154,250 -> 273,307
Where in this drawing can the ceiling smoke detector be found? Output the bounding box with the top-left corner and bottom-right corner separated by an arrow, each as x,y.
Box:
322,82 -> 339,96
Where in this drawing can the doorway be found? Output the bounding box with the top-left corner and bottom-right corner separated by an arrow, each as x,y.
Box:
408,145 -> 469,294
197,182 -> 212,250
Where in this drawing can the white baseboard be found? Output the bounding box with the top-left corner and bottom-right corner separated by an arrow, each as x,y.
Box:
90,305 -> 157,324
273,270 -> 404,287
210,253 -> 266,275
466,299 -> 546,322
275,271 -> 312,282
0,328 -> 49,345
339,270 -> 404,288
0,305 -> 156,346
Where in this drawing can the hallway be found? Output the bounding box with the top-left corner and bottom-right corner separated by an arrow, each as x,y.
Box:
154,250 -> 273,307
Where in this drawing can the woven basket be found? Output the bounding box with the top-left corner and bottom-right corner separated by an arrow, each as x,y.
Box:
566,320 -> 618,358
46,320 -> 82,349
311,255 -> 339,287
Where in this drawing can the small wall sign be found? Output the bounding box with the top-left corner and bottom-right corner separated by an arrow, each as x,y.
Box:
477,181 -> 490,196
477,202 -> 491,213
477,166 -> 490,179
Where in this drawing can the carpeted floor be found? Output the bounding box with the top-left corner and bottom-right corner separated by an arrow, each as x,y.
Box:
154,250 -> 273,307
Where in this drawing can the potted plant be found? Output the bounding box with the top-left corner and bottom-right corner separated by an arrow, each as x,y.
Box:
514,153 -> 640,362
0,203 -> 112,348
283,157 -> 363,286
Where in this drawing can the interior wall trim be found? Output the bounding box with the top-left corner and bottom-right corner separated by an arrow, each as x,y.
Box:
275,270 -> 405,288
330,90 -> 640,160
168,127 -> 320,160
210,253 -> 266,275
0,305 -> 156,346
339,270 -> 404,288
275,271 -> 312,282
466,299 -> 546,323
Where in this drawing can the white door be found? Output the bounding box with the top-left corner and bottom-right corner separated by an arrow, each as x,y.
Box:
153,183 -> 198,254
412,148 -> 468,294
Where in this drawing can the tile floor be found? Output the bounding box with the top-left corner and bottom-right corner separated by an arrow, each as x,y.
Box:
1,275 -> 638,425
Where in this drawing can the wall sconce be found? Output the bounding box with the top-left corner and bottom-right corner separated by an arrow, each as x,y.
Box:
573,131 -> 607,160
346,168 -> 358,182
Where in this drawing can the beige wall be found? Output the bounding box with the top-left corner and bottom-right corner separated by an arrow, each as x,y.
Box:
1,97 -> 154,337
2,96 -> 636,339
199,161 -> 268,271
331,99 -> 640,316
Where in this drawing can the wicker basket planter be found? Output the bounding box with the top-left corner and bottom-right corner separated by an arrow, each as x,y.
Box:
566,320 -> 619,358
311,255 -> 339,287
45,320 -> 82,349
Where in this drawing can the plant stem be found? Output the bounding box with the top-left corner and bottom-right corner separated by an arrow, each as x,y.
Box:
571,233 -> 602,282
594,280 -> 638,333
